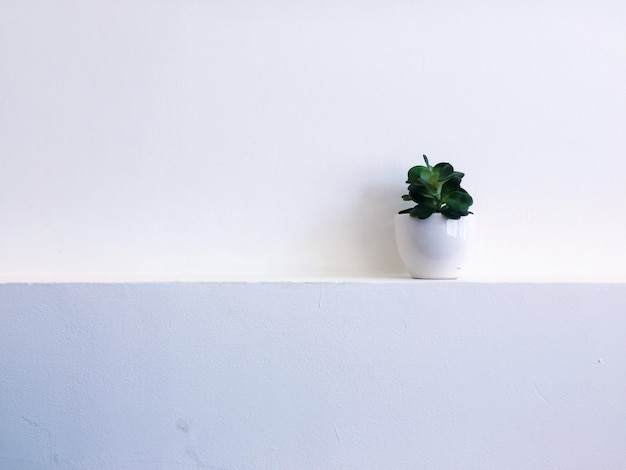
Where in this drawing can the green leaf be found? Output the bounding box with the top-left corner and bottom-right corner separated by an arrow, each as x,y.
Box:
402,194 -> 413,201
442,191 -> 473,211
439,171 -> 464,185
409,190 -> 435,204
398,208 -> 412,214
407,166 -> 428,184
423,155 -> 431,168
420,167 -> 434,182
409,182 -> 438,199
440,207 -> 465,219
440,179 -> 461,198
433,162 -> 453,180
426,171 -> 439,187
410,203 -> 436,219
408,182 -> 427,192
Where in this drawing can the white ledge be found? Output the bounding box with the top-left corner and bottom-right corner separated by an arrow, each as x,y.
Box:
0,274 -> 625,284
2,273 -> 625,468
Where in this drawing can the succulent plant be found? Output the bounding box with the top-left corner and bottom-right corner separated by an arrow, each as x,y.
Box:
399,155 -> 473,219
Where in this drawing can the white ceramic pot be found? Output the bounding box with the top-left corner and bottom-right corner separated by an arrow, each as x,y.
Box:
394,213 -> 472,279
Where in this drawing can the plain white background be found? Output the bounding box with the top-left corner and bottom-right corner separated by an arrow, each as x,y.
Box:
1,1 -> 625,279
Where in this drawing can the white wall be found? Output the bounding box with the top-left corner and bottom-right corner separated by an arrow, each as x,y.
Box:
2,5 -> 625,468
2,282 -> 626,469
1,1 -> 625,279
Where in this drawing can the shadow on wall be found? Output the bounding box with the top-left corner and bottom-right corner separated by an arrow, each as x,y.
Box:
302,183 -> 407,277
354,184 -> 407,275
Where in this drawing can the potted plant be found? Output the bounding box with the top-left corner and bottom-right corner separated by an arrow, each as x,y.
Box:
395,155 -> 474,279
